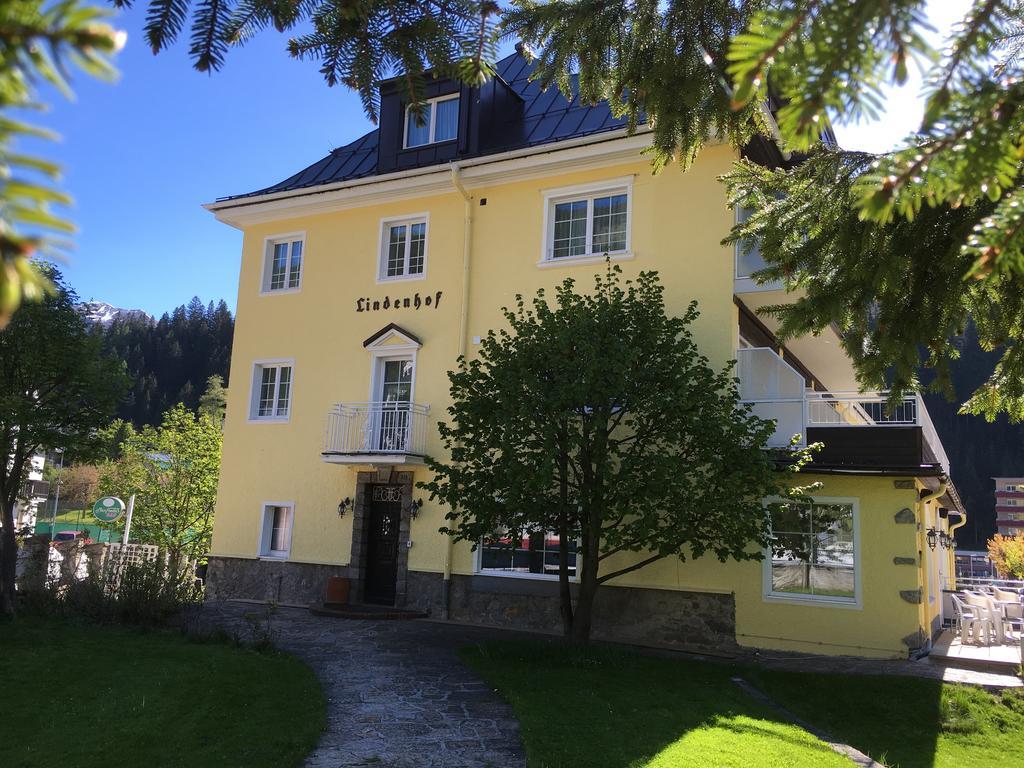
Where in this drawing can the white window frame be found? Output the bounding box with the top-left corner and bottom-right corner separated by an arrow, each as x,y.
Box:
259,232 -> 305,295
368,350 -> 418,405
538,177 -> 634,268
474,531 -> 581,582
377,214 -> 429,283
248,359 -> 295,423
258,502 -> 294,559
762,496 -> 862,610
403,94 -> 460,148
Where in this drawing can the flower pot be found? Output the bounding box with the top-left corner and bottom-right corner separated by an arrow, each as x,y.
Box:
325,576 -> 350,606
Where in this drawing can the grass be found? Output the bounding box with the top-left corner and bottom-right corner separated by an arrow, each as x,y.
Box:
749,667 -> 1024,768
461,640 -> 851,768
463,639 -> 1024,768
0,618 -> 326,768
34,509 -> 116,542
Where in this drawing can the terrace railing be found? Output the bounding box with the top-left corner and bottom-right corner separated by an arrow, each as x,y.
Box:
737,348 -> 949,472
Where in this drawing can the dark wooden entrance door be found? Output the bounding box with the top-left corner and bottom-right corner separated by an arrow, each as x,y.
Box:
364,484 -> 402,605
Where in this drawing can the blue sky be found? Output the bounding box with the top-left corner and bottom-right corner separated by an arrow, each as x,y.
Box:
42,1 -> 968,317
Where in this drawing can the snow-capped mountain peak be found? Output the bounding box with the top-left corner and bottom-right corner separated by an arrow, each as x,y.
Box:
77,300 -> 152,327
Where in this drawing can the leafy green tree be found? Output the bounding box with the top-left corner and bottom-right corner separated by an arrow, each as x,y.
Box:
0,264 -> 128,617
98,404 -> 222,571
0,1 -> 121,324
198,374 -> 227,422
421,267 -> 814,642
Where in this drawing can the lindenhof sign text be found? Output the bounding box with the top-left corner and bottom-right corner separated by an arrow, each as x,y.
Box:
356,290 -> 443,313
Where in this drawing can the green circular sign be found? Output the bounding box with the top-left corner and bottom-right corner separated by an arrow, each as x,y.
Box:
92,496 -> 125,523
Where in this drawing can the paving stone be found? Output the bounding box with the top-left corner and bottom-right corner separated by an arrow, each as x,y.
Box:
194,602 -> 526,767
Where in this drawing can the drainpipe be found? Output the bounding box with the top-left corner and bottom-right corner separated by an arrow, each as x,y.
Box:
948,498 -> 968,588
914,481 -> 947,655
441,162 -> 473,619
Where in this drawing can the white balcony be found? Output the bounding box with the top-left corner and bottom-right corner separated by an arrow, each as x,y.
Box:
737,348 -> 949,474
322,401 -> 430,465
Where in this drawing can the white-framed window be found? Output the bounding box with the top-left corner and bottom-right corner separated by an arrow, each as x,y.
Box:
477,530 -> 579,580
764,498 -> 860,607
540,178 -> 633,265
404,94 -> 459,148
378,215 -> 428,281
249,361 -> 294,422
259,503 -> 293,558
261,233 -> 304,293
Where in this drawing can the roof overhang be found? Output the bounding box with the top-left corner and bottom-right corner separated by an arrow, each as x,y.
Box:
204,128 -> 660,229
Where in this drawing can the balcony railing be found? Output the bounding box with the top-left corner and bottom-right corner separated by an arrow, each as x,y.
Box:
323,401 -> 430,459
737,348 -> 950,473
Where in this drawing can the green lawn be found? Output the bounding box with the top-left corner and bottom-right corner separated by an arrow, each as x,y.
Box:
462,640 -> 851,768
462,639 -> 1024,768
0,618 -> 326,768
748,668 -> 1024,768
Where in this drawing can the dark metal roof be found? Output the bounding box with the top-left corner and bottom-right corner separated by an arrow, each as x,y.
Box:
220,52 -> 634,202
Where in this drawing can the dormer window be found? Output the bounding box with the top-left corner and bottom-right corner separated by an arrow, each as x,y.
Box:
404,95 -> 459,148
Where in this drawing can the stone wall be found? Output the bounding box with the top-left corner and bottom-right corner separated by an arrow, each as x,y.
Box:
205,556 -> 350,606
406,571 -> 737,652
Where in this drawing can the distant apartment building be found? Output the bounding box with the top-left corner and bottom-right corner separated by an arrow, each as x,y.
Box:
15,452 -> 49,530
994,477 -> 1024,536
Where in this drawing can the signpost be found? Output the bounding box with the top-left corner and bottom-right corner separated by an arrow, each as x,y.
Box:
92,496 -> 125,523
92,495 -> 135,545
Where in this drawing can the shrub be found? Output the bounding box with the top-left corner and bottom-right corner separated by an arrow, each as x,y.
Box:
21,553 -> 202,627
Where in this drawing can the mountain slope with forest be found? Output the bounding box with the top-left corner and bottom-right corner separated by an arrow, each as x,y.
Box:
96,297 -> 234,427
922,322 -> 1024,549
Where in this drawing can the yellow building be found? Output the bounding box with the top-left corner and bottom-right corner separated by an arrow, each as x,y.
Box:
204,51 -> 964,659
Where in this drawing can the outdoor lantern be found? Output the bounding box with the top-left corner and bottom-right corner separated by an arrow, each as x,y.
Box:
926,527 -> 938,550
337,497 -> 353,518
410,498 -> 424,520
939,531 -> 950,549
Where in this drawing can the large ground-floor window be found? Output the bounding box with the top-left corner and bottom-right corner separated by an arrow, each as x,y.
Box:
766,499 -> 858,605
478,531 -> 578,579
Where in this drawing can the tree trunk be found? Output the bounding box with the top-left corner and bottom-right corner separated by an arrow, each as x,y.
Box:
557,511 -> 574,636
1,500 -> 18,618
570,533 -> 601,643
571,568 -> 599,643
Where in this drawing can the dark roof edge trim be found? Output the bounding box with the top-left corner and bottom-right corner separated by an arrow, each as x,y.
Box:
363,323 -> 422,348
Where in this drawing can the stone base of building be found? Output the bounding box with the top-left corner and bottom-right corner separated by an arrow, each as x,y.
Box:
407,571 -> 737,652
205,556 -> 350,605
205,558 -> 737,651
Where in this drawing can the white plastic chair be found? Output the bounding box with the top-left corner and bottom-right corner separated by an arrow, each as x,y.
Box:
965,592 -> 998,645
993,587 -> 1024,621
951,594 -> 981,644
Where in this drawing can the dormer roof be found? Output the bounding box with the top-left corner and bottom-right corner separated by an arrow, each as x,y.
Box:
219,51 -> 634,202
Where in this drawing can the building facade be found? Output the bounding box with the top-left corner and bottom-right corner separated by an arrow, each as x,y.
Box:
205,52 -> 964,659
993,477 -> 1024,536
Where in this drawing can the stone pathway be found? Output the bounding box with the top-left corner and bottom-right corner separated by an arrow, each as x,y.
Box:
194,602 -> 526,768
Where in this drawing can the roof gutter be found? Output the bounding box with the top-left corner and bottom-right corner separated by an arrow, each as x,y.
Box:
204,126 -> 656,215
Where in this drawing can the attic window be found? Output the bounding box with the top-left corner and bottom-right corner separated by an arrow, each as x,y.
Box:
405,95 -> 459,148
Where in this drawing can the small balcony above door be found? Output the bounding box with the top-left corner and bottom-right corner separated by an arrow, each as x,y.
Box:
322,401 -> 430,465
